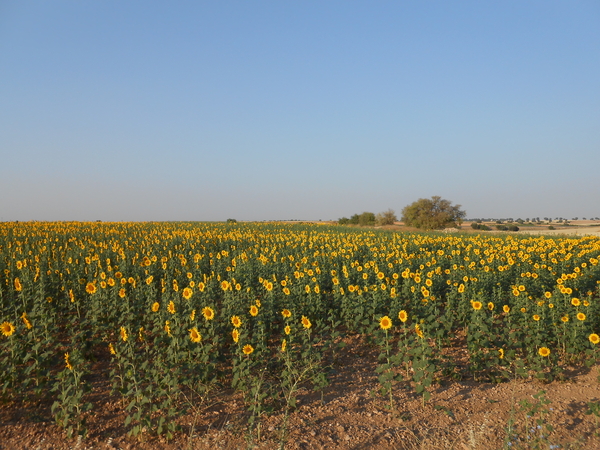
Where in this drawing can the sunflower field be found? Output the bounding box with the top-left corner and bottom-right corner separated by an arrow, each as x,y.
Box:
1,221 -> 600,438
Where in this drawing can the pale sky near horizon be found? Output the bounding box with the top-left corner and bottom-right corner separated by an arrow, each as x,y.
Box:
1,1 -> 599,222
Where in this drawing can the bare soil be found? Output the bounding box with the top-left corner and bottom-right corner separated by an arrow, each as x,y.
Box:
2,335 -> 600,450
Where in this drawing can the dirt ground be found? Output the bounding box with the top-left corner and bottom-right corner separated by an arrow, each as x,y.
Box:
3,335 -> 600,450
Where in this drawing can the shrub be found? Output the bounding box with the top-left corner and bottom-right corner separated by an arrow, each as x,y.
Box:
358,212 -> 376,226
375,209 -> 397,226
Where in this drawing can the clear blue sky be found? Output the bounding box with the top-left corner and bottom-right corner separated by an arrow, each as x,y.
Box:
1,1 -> 599,221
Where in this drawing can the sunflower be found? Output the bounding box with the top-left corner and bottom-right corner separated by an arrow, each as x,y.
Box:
118,288 -> 126,298
305,285 -> 311,294
284,325 -> 291,335
301,316 -> 312,330
190,309 -> 196,321
589,334 -> 600,345
189,327 -> 202,343
14,278 -> 22,292
398,310 -> 408,323
120,326 -> 128,342
249,305 -> 259,317
498,348 -> 504,359
1,321 -> 15,337
108,343 -> 116,355
231,315 -> 242,328
281,339 -> 287,352
415,324 -> 424,339
64,352 -> 73,371
21,312 -> 32,330
488,302 -> 494,311
164,320 -> 172,336
538,347 -> 551,357
146,276 -> 154,285
232,328 -> 240,343
572,298 -> 581,307
182,287 -> 193,300
379,316 -> 392,330
577,312 -> 586,321
151,302 -> 160,312
472,301 -> 483,311
544,291 -> 552,299
86,282 -> 97,294
561,315 -> 569,323
202,306 -> 215,321
533,314 -> 541,321
503,305 -> 511,313
167,301 -> 176,314
242,344 -> 254,355
266,282 -> 273,292
282,309 -> 292,318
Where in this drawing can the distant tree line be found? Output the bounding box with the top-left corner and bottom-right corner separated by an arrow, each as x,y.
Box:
338,209 -> 397,226
338,196 -> 467,230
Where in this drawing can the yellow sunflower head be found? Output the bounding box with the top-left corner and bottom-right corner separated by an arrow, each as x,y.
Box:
86,282 -> 97,294
1,321 -> 15,337
202,306 -> 215,320
189,327 -> 202,343
301,316 -> 312,330
379,316 -> 392,330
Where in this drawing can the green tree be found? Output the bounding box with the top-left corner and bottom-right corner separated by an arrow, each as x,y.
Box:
358,212 -> 375,226
376,209 -> 397,226
401,196 -> 466,230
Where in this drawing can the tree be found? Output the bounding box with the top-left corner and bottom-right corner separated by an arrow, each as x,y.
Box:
376,209 -> 398,226
358,212 -> 375,226
401,196 -> 466,230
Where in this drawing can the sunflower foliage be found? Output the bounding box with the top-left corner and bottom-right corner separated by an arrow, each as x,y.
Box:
50,350 -> 92,438
375,315 -> 402,410
0,221 -> 600,442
